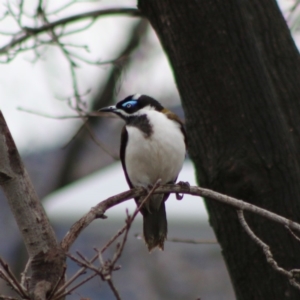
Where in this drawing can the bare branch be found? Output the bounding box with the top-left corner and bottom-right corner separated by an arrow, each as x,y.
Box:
0,296 -> 19,300
77,117 -> 120,160
61,189 -> 140,251
107,278 -> 121,300
57,181 -> 300,296
52,272 -> 97,300
57,183 -> 160,299
0,257 -> 28,298
20,258 -> 32,288
17,107 -> 119,159
237,210 -> 300,290
111,181 -> 161,266
52,263 -> 87,298
167,237 -> 217,245
17,107 -> 116,119
61,182 -> 300,252
18,108 -> 86,119
0,269 -> 23,297
286,225 -> 300,243
0,8 -> 141,55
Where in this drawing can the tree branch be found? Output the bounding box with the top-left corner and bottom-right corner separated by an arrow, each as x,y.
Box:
237,210 -> 300,290
0,257 -> 27,298
167,237 -> 217,245
62,183 -> 160,299
0,8 -> 141,55
134,233 -> 217,244
61,182 -> 300,252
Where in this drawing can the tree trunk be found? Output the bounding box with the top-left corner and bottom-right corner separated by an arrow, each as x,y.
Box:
0,112 -> 65,299
138,1 -> 300,299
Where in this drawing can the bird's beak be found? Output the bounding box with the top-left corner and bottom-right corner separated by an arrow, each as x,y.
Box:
98,105 -> 117,113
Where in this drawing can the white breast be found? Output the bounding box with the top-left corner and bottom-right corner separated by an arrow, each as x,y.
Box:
125,111 -> 186,188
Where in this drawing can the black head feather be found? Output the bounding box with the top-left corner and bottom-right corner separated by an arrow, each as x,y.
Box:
116,94 -> 164,114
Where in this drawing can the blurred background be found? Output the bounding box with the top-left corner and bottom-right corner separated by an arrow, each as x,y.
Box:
0,0 -> 299,298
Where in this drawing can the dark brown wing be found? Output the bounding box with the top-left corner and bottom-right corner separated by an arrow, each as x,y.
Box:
162,108 -> 188,149
120,125 -> 133,189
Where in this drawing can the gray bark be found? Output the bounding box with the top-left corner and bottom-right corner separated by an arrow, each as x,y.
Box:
0,111 -> 65,299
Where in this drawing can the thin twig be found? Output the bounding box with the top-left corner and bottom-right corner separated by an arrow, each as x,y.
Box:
79,117 -> 119,160
286,0 -> 300,22
237,209 -> 300,290
167,237 -> 217,244
0,8 -> 141,54
0,270 -> 19,293
53,263 -> 87,297
17,107 -> 91,119
61,189 -> 141,251
0,296 -> 19,300
111,180 -> 161,266
52,272 -> 97,300
107,279 -> 121,300
285,225 -> 300,243
18,107 -> 119,159
20,257 -> 31,287
60,183 -> 160,300
135,233 -> 217,244
67,253 -> 100,275
47,0 -> 94,15
0,257 -> 28,298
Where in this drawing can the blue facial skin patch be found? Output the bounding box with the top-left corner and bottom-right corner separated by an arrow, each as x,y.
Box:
122,100 -> 137,108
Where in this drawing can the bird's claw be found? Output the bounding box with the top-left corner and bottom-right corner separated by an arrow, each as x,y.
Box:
178,181 -> 190,188
176,181 -> 190,200
176,193 -> 183,200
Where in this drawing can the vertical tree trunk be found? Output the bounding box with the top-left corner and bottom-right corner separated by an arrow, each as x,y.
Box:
0,112 -> 65,299
138,1 -> 300,299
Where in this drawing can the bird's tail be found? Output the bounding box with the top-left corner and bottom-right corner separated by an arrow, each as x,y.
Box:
141,194 -> 167,251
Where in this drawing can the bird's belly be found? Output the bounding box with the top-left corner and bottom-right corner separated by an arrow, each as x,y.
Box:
125,126 -> 185,187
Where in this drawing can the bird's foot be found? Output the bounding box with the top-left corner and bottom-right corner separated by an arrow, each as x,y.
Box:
176,181 -> 190,200
178,181 -> 190,188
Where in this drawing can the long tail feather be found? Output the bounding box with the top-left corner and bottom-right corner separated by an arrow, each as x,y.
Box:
143,200 -> 167,251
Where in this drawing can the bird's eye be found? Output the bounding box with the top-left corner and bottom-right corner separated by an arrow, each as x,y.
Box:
121,99 -> 137,109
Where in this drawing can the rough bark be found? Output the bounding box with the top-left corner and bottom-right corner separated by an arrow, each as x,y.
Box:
138,1 -> 300,299
0,111 -> 65,299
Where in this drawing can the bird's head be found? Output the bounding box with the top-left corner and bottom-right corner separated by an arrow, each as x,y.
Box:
99,94 -> 164,120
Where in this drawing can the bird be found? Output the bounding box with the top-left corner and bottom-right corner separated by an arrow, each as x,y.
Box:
99,94 -> 187,251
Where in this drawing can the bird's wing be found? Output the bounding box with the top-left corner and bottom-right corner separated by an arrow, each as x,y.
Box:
162,109 -> 188,149
120,125 -> 134,189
